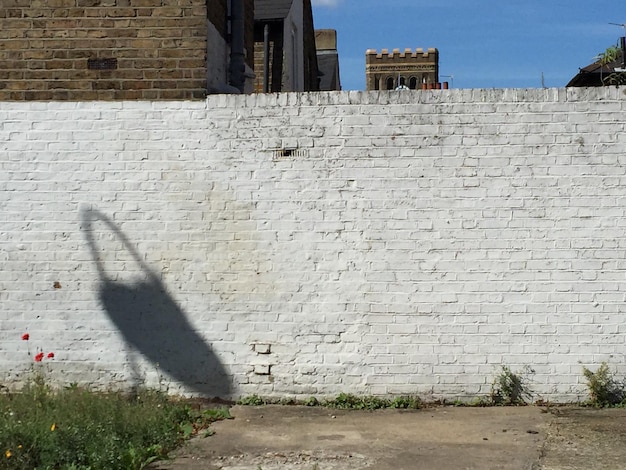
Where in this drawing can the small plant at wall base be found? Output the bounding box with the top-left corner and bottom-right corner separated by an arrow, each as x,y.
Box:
237,394 -> 266,406
490,366 -> 533,405
237,393 -> 422,410
582,362 -> 626,407
327,393 -> 391,410
322,393 -> 421,410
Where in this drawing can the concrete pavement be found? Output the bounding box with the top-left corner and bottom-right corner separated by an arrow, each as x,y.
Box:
150,404 -> 626,469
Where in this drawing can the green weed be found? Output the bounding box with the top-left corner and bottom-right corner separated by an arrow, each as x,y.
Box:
327,393 -> 389,410
237,394 -> 266,406
389,396 -> 422,409
490,366 -> 533,405
202,407 -> 232,421
582,362 -> 626,407
237,393 -> 422,410
449,397 -> 490,407
326,393 -> 421,410
303,396 -> 319,407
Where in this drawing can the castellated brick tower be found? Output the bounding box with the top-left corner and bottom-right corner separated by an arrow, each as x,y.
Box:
365,48 -> 439,91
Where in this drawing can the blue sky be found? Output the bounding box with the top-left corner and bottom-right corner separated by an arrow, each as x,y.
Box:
311,0 -> 625,90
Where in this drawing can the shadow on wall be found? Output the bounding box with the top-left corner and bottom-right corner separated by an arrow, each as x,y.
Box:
80,208 -> 231,398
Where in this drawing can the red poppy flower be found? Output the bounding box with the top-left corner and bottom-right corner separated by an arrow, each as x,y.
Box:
34,353 -> 44,362
47,352 -> 55,359
21,333 -> 29,341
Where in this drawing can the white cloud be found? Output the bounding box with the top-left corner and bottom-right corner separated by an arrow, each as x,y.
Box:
312,0 -> 340,7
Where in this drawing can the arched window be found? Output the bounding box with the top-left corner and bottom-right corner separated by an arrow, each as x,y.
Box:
386,77 -> 395,90
409,76 -> 418,89
399,76 -> 406,87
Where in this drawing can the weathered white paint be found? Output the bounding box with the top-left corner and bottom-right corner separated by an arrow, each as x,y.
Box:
2,87 -> 626,402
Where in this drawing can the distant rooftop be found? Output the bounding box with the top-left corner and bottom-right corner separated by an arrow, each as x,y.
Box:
315,29 -> 337,51
567,49 -> 625,87
255,0 -> 294,21
315,30 -> 340,91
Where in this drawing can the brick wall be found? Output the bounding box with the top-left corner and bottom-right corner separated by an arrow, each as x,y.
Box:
0,0 -> 210,100
2,87 -> 626,402
253,29 -> 280,93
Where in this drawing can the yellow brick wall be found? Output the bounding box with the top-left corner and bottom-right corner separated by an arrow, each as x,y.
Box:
0,0 -> 210,100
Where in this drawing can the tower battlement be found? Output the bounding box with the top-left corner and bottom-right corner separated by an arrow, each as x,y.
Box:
365,47 -> 439,91
366,48 -> 438,60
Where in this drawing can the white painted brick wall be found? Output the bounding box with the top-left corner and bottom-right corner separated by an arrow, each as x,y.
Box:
2,87 -> 626,402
